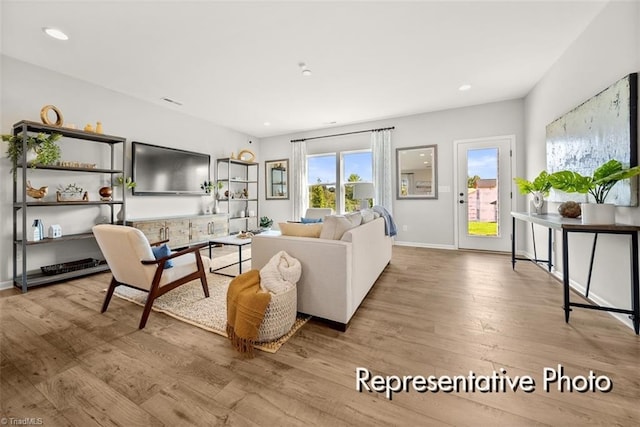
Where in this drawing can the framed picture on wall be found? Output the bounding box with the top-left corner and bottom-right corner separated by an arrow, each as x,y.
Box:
265,159 -> 289,200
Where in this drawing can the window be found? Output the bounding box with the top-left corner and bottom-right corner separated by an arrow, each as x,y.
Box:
307,150 -> 372,213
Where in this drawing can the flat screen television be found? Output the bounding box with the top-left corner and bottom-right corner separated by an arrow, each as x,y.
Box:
132,141 -> 210,196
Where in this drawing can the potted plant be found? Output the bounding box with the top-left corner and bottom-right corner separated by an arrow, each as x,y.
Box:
2,132 -> 62,179
549,159 -> 640,224
259,216 -> 273,230
514,170 -> 552,214
200,180 -> 214,194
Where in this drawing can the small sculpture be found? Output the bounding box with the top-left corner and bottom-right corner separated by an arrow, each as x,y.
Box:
26,181 -> 48,200
84,123 -> 94,132
95,121 -> 103,134
558,201 -> 581,218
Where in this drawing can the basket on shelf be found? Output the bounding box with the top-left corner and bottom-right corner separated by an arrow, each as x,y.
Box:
41,258 -> 100,275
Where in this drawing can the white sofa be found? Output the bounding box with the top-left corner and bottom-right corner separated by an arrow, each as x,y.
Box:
251,217 -> 392,330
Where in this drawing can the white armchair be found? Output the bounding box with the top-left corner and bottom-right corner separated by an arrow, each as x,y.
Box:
92,224 -> 211,329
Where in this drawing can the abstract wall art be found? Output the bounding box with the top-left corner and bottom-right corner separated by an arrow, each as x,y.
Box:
546,73 -> 638,206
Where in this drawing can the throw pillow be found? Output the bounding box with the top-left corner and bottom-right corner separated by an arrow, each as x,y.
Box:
278,222 -> 323,238
300,217 -> 323,224
360,208 -> 375,223
345,211 -> 362,227
151,243 -> 174,268
319,215 -> 357,240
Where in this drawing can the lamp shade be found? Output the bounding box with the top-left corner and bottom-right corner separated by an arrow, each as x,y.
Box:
353,182 -> 375,201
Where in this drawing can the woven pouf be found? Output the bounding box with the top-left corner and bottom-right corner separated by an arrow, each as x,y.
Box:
257,286 -> 297,342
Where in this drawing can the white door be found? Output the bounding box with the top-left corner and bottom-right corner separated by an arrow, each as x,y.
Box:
455,136 -> 514,252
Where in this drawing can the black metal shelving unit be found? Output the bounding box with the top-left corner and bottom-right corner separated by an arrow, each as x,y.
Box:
11,120 -> 126,292
215,158 -> 259,234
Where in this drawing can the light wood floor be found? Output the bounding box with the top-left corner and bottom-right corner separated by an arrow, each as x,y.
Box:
1,246 -> 639,426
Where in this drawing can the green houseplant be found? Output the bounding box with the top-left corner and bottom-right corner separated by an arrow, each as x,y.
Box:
2,132 -> 62,179
549,159 -> 640,223
259,216 -> 273,229
514,170 -> 552,213
549,159 -> 640,203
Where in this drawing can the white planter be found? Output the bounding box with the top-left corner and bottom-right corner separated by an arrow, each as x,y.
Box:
580,203 -> 615,224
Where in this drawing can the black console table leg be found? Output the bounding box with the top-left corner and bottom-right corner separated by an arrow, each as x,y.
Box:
547,227 -> 553,272
511,216 -> 516,270
631,232 -> 639,334
562,229 -> 571,323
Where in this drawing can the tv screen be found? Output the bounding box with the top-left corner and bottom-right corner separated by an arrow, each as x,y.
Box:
132,142 -> 210,196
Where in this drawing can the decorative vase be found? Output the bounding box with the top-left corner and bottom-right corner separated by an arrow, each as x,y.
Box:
201,194 -> 213,214
580,203 -> 615,225
529,191 -> 546,215
99,186 -> 113,201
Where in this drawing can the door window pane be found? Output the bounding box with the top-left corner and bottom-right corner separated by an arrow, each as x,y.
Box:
467,148 -> 499,237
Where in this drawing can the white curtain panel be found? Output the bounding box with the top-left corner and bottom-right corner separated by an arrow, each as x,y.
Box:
291,140 -> 308,220
371,129 -> 393,214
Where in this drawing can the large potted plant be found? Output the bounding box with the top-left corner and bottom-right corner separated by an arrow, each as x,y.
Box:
514,170 -> 552,214
549,159 -> 640,224
2,132 -> 62,179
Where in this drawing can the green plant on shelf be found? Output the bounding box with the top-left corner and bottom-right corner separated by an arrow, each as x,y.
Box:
115,175 -> 136,190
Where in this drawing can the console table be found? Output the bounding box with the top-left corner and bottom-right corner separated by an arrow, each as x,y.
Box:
511,212 -> 640,334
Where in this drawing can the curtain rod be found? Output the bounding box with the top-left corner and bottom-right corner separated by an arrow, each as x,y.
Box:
290,126 -> 395,143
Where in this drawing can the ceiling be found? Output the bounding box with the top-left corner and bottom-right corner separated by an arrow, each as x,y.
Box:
1,1 -> 607,138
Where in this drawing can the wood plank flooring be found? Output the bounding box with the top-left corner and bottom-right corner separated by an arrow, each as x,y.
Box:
1,246 -> 639,426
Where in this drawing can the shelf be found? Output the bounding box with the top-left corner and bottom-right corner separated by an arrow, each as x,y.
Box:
217,158 -> 258,166
218,178 -> 258,184
14,200 -> 123,208
13,120 -> 126,144
218,198 -> 258,203
15,232 -> 97,245
230,216 -> 258,220
14,263 -> 110,289
18,164 -> 123,174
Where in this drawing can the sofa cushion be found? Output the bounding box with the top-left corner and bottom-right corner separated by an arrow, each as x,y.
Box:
278,222 -> 323,238
319,215 -> 358,240
360,208 -> 376,223
301,217 -> 323,223
346,211 -> 362,227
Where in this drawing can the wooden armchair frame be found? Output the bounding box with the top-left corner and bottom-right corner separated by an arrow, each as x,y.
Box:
94,224 -> 210,329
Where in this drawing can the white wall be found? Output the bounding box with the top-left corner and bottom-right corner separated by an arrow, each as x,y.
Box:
523,0 -> 640,327
1,56 -> 258,287
260,98 -> 525,248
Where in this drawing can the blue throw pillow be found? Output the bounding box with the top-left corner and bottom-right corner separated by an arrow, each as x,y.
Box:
301,217 -> 323,223
151,244 -> 174,268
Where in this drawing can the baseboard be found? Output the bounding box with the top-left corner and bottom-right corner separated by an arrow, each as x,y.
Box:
393,241 -> 456,250
0,280 -> 13,291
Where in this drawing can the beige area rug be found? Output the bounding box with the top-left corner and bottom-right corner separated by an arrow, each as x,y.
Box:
112,251 -> 310,353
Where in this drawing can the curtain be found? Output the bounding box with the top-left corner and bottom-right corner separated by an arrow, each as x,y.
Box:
291,140 -> 308,220
371,129 -> 393,214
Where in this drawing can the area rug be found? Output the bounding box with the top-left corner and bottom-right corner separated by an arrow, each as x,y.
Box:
112,254 -> 309,353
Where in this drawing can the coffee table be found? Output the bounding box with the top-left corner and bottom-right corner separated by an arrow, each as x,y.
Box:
208,234 -> 253,277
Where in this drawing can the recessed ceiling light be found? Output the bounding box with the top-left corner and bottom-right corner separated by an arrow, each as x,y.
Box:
323,121 -> 337,125
459,84 -> 472,91
263,122 -> 271,126
298,62 -> 312,77
42,27 -> 69,41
